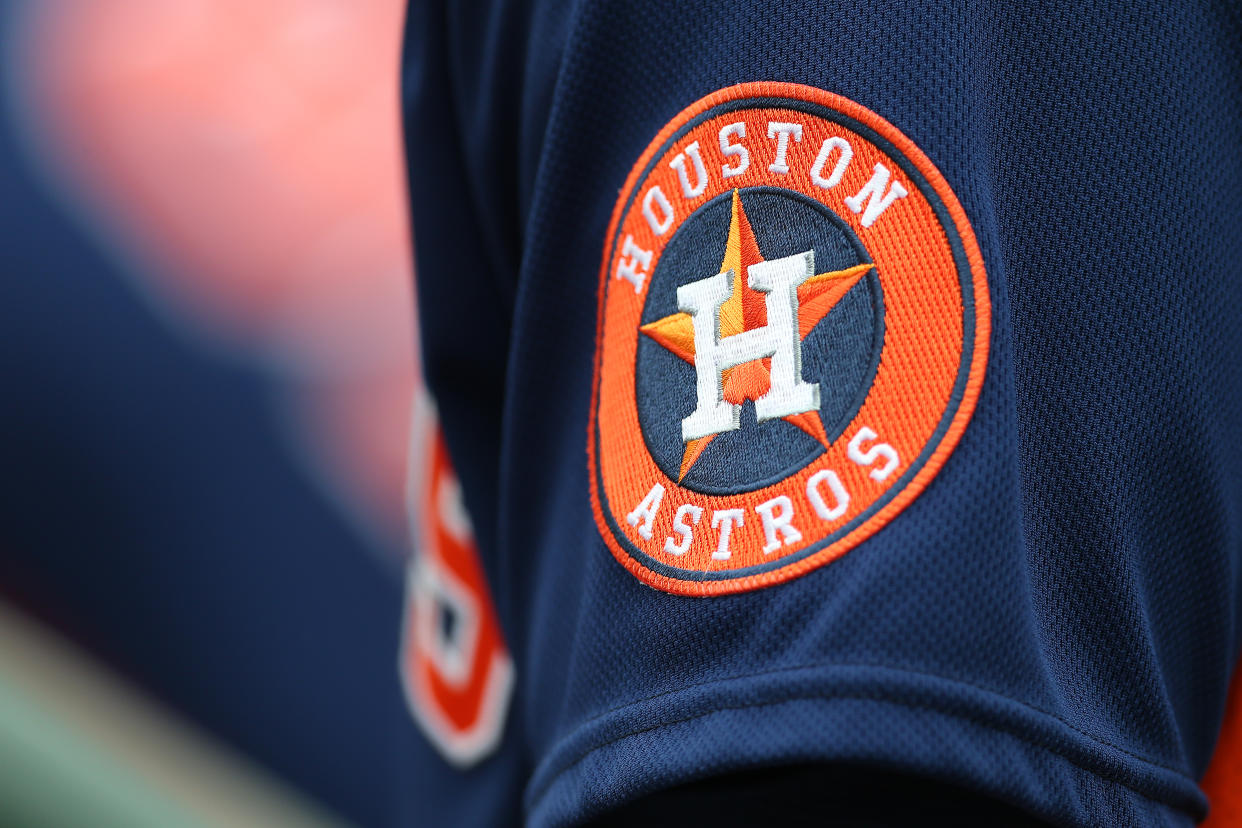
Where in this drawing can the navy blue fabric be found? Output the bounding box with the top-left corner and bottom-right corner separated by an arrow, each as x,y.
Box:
0,8 -> 408,823
402,1 -> 1242,826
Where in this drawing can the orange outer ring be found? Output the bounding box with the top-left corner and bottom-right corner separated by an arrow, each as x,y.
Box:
587,81 -> 991,596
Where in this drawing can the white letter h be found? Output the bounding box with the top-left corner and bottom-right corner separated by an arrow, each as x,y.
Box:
676,250 -> 820,443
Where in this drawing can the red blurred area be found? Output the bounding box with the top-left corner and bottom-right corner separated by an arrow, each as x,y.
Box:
18,0 -> 416,559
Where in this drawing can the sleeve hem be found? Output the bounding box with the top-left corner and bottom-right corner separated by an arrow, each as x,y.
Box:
524,663 -> 1204,828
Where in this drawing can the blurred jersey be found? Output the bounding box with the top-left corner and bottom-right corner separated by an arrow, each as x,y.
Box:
13,0 -> 417,560
1,1 -> 418,824
400,1 -> 1242,826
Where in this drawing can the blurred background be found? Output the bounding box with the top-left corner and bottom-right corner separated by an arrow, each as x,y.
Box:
1,0 -> 417,824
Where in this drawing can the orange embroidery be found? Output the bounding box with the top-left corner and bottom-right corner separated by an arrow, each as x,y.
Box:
588,82 -> 990,596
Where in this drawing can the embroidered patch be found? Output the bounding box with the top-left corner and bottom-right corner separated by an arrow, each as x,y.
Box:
588,82 -> 990,596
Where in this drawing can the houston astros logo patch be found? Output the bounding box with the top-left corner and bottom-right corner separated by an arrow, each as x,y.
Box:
588,82 -> 990,596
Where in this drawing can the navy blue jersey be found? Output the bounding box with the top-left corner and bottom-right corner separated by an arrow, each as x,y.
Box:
399,1 -> 1242,825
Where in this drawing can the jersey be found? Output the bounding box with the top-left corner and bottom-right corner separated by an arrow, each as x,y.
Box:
397,1 -> 1242,825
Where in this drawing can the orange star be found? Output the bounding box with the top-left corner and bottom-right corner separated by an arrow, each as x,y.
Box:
641,190 -> 873,481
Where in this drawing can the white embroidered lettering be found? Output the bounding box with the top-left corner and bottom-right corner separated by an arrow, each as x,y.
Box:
766,122 -> 803,174
669,141 -> 709,199
755,495 -> 803,554
711,509 -> 745,560
642,185 -> 675,235
719,122 -> 750,179
663,503 -> 704,555
626,483 -> 666,540
844,163 -> 908,227
810,136 -> 853,189
677,250 -> 821,442
847,427 -> 900,481
614,234 -> 653,293
806,469 -> 849,521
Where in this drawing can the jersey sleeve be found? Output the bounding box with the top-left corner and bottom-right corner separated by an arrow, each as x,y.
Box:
400,1 -> 1242,826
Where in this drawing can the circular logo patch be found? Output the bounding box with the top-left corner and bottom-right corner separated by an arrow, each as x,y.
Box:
588,82 -> 989,596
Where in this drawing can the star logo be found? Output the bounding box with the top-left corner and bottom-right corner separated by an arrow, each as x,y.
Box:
639,190 -> 873,480
588,83 -> 990,595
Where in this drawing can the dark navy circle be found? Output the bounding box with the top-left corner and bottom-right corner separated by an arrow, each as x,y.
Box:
634,186 -> 884,494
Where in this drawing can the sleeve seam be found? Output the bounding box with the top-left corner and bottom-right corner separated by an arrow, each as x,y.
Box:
526,661 -> 1201,814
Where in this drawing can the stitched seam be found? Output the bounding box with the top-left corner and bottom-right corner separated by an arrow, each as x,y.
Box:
528,661 -> 1199,807
546,660 -> 1193,776
527,691 -> 1202,819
